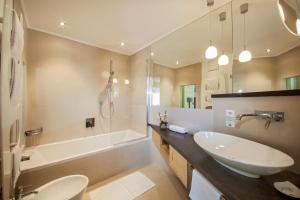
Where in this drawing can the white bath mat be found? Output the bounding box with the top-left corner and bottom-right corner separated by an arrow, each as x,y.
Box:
89,171 -> 155,200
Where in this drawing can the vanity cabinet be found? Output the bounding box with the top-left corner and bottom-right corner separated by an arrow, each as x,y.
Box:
152,130 -> 188,188
169,146 -> 188,188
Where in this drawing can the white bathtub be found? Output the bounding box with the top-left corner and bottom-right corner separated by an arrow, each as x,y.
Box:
21,130 -> 147,173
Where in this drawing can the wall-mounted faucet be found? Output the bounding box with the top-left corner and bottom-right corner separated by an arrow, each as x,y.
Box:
236,110 -> 284,129
15,186 -> 38,200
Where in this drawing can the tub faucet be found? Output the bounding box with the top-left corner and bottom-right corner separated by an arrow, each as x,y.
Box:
15,186 -> 38,200
236,110 -> 284,129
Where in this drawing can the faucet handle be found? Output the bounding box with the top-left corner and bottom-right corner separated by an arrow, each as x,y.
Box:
15,185 -> 32,194
272,112 -> 284,122
15,185 -> 34,199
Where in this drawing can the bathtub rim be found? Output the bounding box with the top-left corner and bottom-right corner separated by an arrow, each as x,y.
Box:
24,129 -> 143,151
21,132 -> 149,173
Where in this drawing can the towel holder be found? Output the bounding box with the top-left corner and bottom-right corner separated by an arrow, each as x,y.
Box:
25,127 -> 43,137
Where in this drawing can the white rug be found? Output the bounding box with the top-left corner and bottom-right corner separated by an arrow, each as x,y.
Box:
89,171 -> 155,200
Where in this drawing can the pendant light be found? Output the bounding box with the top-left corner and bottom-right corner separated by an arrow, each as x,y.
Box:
218,12 -> 229,66
239,3 -> 252,63
205,0 -> 218,60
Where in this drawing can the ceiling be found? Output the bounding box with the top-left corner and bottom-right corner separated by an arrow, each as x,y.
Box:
151,0 -> 300,68
21,0 -> 231,55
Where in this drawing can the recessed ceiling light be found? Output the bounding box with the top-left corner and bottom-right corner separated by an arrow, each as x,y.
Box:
176,60 -> 179,65
266,48 -> 271,53
59,21 -> 65,27
124,79 -> 130,85
121,42 -> 125,46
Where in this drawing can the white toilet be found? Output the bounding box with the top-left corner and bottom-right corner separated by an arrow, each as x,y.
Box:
22,175 -> 89,200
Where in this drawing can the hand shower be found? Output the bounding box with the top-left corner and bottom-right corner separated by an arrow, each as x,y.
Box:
98,59 -> 115,119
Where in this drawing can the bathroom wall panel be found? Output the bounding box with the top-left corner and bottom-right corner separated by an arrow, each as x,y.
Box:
26,29 -> 131,145
18,139 -> 151,189
153,62 -> 202,108
213,96 -> 300,174
129,48 -> 150,135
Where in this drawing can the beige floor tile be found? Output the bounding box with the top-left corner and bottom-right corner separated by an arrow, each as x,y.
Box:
83,163 -> 188,200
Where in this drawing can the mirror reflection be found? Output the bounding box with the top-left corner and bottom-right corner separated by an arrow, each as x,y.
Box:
278,0 -> 300,36
150,0 -> 300,109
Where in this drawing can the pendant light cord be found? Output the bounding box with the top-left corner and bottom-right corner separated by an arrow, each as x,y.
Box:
209,5 -> 212,44
221,20 -> 224,53
243,13 -> 246,50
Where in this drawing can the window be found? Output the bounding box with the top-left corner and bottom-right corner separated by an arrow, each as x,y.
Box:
285,76 -> 300,90
181,85 -> 196,109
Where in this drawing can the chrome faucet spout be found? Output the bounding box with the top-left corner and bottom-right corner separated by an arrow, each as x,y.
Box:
236,113 -> 259,120
236,110 -> 284,129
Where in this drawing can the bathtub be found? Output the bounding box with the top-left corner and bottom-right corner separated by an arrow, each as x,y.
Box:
18,130 -> 151,188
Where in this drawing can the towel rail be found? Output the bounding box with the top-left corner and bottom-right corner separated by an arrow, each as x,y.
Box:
25,127 -> 43,137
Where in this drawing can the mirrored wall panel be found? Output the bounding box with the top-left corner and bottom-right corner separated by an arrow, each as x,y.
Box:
150,0 -> 300,109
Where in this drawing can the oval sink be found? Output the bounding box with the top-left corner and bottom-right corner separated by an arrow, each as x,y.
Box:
23,175 -> 89,200
194,132 -> 294,178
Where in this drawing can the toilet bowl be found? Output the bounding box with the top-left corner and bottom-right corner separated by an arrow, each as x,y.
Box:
23,175 -> 89,200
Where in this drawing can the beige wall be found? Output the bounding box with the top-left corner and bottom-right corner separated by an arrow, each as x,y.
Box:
26,29 -> 132,145
153,64 -> 175,107
275,46 -> 300,89
213,96 -> 300,174
153,62 -> 202,108
233,46 -> 300,92
129,47 -> 150,135
174,63 -> 201,108
233,57 -> 276,92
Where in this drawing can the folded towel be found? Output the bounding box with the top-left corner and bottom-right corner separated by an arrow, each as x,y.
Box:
169,125 -> 188,134
189,169 -> 223,200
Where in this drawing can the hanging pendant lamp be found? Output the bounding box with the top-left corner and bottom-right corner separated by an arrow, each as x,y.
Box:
205,0 -> 218,60
239,3 -> 252,63
218,11 -> 229,66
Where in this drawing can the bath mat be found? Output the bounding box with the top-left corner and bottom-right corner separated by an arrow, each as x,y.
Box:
89,171 -> 155,200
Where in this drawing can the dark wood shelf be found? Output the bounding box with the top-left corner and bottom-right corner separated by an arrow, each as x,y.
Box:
212,89 -> 300,98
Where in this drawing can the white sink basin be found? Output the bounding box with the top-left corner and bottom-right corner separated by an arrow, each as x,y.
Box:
23,175 -> 89,200
194,132 -> 294,178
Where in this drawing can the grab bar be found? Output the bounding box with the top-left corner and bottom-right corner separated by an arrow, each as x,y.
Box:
25,127 -> 43,137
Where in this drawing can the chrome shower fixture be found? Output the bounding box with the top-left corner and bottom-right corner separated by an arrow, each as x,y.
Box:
207,0 -> 214,7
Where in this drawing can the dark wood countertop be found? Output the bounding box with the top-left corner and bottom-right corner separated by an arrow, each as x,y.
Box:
150,124 -> 300,200
211,89 -> 300,98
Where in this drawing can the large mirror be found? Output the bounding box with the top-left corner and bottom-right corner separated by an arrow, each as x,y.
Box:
150,0 -> 300,109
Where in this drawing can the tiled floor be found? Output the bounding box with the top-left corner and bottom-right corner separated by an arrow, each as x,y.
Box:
83,163 -> 189,200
